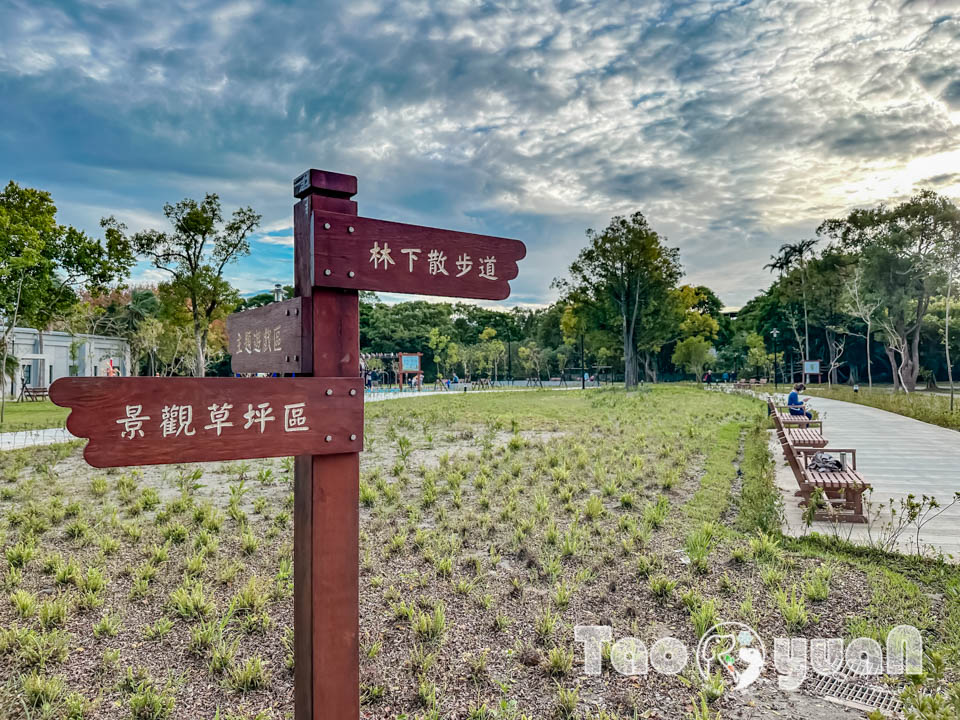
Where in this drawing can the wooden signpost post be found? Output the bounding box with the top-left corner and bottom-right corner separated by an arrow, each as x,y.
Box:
50,169 -> 526,719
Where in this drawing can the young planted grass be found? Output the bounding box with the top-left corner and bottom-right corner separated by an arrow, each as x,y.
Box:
2,385 -> 958,719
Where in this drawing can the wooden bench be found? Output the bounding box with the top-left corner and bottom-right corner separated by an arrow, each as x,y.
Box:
783,444 -> 871,523
766,398 -> 814,427
768,399 -> 827,448
783,425 -> 828,449
22,386 -> 50,401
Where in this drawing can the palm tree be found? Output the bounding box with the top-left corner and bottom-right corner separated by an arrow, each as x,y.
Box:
767,240 -> 818,370
120,289 -> 161,375
121,289 -> 160,333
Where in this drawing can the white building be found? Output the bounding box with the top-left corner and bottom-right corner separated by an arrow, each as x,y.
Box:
2,327 -> 130,397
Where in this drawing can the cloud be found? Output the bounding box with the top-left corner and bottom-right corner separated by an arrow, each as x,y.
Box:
0,0 -> 958,307
256,234 -> 294,247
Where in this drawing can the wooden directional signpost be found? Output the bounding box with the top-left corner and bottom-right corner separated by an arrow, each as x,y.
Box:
50,169 -> 526,719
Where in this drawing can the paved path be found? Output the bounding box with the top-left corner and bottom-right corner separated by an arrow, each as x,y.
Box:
771,393 -> 960,559
0,426 -> 76,451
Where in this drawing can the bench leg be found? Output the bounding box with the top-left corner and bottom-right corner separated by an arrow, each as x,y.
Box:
850,490 -> 864,520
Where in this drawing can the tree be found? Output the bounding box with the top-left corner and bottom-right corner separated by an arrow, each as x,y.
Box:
518,341 -> 546,386
562,212 -> 682,389
803,249 -> 853,385
457,343 -> 480,381
766,239 -> 818,371
819,190 -> 955,392
672,336 -> 711,382
935,202 -> 960,409
478,327 -> 505,382
678,286 -> 720,340
843,263 -> 881,388
1,182 -> 133,420
427,327 -> 454,379
118,194 -> 260,376
746,332 -> 772,379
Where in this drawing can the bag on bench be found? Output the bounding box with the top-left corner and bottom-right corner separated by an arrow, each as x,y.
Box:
808,452 -> 842,472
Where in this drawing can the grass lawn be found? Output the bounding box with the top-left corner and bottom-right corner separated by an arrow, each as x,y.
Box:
0,386 -> 958,719
805,385 -> 960,432
0,400 -> 69,433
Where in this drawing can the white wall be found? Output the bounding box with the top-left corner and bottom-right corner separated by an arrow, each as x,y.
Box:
2,327 -> 130,397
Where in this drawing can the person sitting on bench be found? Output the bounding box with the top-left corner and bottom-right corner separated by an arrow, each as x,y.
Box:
787,383 -> 812,421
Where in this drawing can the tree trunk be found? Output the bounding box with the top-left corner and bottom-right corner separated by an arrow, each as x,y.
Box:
623,321 -> 637,390
885,346 -> 900,393
906,324 -> 922,392
194,329 -> 206,378
0,274 -> 24,423
641,352 -> 658,383
825,328 -> 836,387
947,272 -> 954,412
865,322 -> 872,389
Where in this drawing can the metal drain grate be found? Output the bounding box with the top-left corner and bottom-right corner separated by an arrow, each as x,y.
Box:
808,672 -> 902,716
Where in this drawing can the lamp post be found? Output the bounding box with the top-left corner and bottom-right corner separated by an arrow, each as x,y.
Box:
273,283 -> 283,302
771,328 -> 780,390
580,334 -> 585,390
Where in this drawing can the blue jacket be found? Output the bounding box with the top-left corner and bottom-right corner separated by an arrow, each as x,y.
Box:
787,390 -> 805,415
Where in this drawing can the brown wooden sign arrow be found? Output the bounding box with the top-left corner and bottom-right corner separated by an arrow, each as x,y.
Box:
49,377 -> 363,468
227,296 -> 306,375
306,210 -> 526,301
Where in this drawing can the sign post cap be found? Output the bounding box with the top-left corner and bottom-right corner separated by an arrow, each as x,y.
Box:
294,169 -> 358,199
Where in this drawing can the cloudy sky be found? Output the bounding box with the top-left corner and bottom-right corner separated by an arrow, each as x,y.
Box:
2,0 -> 959,307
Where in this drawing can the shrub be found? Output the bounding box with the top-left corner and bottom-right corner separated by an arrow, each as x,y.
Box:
10,589 -> 37,618
38,595 -> 69,629
643,496 -> 669,529
6,540 -> 35,568
649,574 -> 676,600
546,646 -> 573,676
22,670 -> 64,707
412,601 -> 447,642
749,530 -> 782,564
128,680 -> 175,719
775,586 -> 809,630
93,612 -> 123,639
691,599 -> 719,639
804,565 -> 833,602
228,656 -> 270,691
168,581 -> 214,620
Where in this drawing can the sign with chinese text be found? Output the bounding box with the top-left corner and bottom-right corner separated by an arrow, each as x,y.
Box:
803,360 -> 821,375
227,297 -> 305,375
50,377 -> 363,468
400,354 -> 421,372
306,211 -> 526,301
